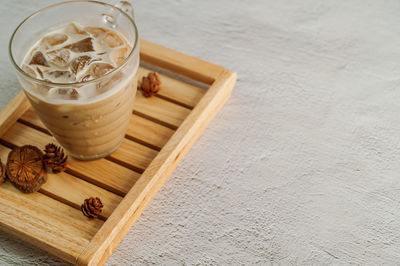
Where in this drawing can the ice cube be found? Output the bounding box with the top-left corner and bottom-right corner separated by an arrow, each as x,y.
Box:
36,67 -> 44,79
48,87 -> 58,96
81,74 -> 91,82
111,47 -> 129,66
64,37 -> 94,52
84,26 -> 106,38
21,65 -> 37,78
47,70 -> 73,79
57,88 -> 69,95
64,23 -> 88,35
41,33 -> 68,48
88,62 -> 115,79
48,87 -> 79,99
97,71 -> 123,93
35,84 -> 51,95
96,82 -> 108,94
29,51 -> 49,67
70,55 -> 92,75
70,89 -> 79,99
47,49 -> 71,67
103,31 -> 124,48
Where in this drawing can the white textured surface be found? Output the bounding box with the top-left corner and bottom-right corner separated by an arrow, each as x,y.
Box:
1,0 -> 400,265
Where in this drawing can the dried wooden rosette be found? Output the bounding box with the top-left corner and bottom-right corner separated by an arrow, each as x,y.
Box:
6,145 -> 47,193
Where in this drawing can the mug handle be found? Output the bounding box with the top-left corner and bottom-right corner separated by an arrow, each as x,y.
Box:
114,1 -> 135,21
103,1 -> 135,28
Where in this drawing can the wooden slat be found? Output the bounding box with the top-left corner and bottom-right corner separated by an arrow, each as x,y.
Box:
137,67 -> 206,109
0,145 -> 122,219
134,92 -> 191,129
0,91 -> 30,137
20,107 -> 174,151
18,107 -> 46,131
109,138 -> 158,172
140,40 -> 225,84
127,114 -> 175,150
0,181 -> 103,263
1,123 -> 140,196
77,69 -> 236,266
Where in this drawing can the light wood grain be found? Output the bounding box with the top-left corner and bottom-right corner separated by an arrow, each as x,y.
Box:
17,107 -> 47,131
0,181 -> 103,263
77,69 -> 236,266
65,159 -> 139,196
140,40 -> 225,84
1,123 -> 140,196
20,107 -> 174,151
127,114 -> 175,150
0,144 -> 122,219
137,67 -> 205,109
109,138 -> 158,172
134,92 -> 191,129
0,91 -> 30,137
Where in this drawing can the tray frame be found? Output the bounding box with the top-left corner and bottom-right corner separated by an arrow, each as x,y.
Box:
0,39 -> 236,265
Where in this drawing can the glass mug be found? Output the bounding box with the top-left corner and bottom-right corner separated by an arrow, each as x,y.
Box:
9,1 -> 139,160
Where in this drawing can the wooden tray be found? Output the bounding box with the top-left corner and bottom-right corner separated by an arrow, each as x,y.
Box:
0,40 -> 236,265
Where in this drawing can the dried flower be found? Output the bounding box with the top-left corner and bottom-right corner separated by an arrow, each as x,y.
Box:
139,72 -> 161,97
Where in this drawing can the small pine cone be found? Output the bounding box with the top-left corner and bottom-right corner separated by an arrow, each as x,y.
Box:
0,159 -> 5,183
139,72 -> 161,97
43,143 -> 68,174
81,197 -> 103,218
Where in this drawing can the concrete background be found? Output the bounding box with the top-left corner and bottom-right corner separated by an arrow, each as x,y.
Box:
1,0 -> 400,265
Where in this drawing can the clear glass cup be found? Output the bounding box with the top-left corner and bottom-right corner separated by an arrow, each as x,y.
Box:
9,1 -> 139,160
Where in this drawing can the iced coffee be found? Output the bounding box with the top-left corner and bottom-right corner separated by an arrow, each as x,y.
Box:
19,22 -> 138,160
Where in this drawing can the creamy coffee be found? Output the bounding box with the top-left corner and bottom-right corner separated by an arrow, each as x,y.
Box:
20,22 -> 138,160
